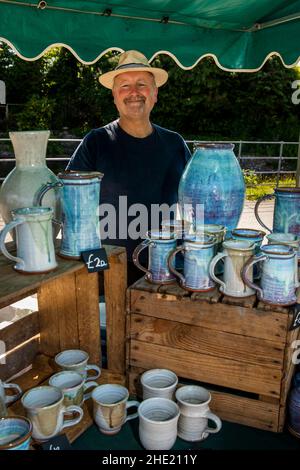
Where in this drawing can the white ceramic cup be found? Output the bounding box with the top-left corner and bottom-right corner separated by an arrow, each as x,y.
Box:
141,369 -> 178,400
138,397 -> 180,450
92,384 -> 139,435
54,349 -> 101,381
49,371 -> 98,407
175,385 -> 222,442
21,385 -> 83,441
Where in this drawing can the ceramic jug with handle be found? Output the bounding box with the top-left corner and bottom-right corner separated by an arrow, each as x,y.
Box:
34,171 -> 103,259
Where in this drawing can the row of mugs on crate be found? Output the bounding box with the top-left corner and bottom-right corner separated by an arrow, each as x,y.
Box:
0,357 -> 221,450
133,225 -> 300,305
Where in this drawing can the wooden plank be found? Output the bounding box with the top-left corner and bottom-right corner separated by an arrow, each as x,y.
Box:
158,283 -> 190,297
7,354 -> 55,391
37,273 -> 79,356
130,277 -> 161,293
0,341 -> 39,381
191,287 -> 222,304
75,268 -> 101,365
222,294 -> 257,309
129,314 -> 284,368
104,247 -> 127,374
257,300 -> 290,315
129,340 -> 282,397
130,290 -> 289,342
0,244 -> 122,310
210,390 -> 279,432
127,367 -> 279,432
0,311 -> 40,351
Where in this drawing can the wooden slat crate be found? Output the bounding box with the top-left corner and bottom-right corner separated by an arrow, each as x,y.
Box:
0,244 -> 127,443
126,278 -> 300,432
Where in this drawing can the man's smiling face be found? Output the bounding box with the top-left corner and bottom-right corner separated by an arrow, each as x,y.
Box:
112,71 -> 158,121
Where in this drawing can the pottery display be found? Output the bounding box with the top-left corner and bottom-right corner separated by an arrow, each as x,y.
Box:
34,171 -> 103,259
0,207 -> 57,273
178,143 -> 245,233
242,244 -> 299,305
0,131 -> 60,240
255,187 -> 300,238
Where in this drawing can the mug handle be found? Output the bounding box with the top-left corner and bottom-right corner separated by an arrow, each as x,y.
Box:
33,181 -> 63,206
4,382 -> 22,404
85,365 -> 101,381
61,405 -> 83,430
241,254 -> 267,299
124,400 -> 140,422
167,245 -> 186,286
209,252 -> 227,290
83,381 -> 98,401
254,194 -> 274,232
0,219 -> 25,267
132,240 -> 152,279
205,410 -> 222,434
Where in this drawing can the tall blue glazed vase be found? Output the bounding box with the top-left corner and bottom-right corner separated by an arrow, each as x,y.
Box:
178,144 -> 245,233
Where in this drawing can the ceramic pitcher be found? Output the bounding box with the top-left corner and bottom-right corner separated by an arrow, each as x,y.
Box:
34,171 -> 103,259
210,239 -> 255,297
255,187 -> 300,238
266,232 -> 300,260
168,235 -> 216,291
0,131 -> 60,241
0,207 -> 57,273
242,244 -> 299,306
133,230 -> 177,284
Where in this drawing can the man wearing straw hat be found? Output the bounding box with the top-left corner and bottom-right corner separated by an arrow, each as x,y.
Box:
67,50 -> 191,284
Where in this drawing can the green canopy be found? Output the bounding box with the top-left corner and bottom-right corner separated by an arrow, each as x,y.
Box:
0,0 -> 300,70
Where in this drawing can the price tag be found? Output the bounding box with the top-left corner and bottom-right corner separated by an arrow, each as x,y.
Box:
38,434 -> 72,450
290,304 -> 300,331
81,248 -> 109,273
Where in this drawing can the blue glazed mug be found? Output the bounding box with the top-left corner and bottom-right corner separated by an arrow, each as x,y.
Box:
168,234 -> 216,292
34,171 -> 103,259
133,230 -> 177,284
242,244 -> 299,306
255,187 -> 300,243
0,416 -> 32,450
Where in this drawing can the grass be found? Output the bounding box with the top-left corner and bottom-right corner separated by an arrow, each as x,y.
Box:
243,170 -> 296,200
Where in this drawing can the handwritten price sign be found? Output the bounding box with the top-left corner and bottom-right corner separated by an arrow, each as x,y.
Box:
81,248 -> 109,273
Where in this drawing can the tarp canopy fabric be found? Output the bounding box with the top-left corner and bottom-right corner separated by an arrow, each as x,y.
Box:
0,0 -> 300,70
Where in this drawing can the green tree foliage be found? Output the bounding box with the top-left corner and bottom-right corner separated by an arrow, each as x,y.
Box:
0,43 -> 299,141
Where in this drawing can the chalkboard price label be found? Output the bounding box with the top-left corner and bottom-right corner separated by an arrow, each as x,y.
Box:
290,304 -> 300,331
81,248 -> 109,273
38,434 -> 72,451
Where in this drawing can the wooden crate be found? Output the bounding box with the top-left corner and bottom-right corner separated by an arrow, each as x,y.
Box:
0,244 -> 127,443
126,278 -> 300,432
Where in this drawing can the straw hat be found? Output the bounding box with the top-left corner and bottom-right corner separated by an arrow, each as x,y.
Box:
99,50 -> 168,89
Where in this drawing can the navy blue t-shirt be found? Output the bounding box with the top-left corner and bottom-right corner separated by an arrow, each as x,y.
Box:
67,120 -> 191,258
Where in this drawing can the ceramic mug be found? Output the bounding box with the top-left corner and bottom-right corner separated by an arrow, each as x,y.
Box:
92,384 -> 139,435
141,369 -> 178,400
138,397 -> 180,450
49,371 -> 98,407
242,244 -> 299,306
168,235 -> 216,291
0,379 -> 22,417
133,230 -> 177,284
175,385 -> 222,442
210,239 -> 255,297
267,232 -> 300,260
0,207 -> 57,273
54,349 -> 101,381
21,385 -> 83,441
0,416 -> 32,450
